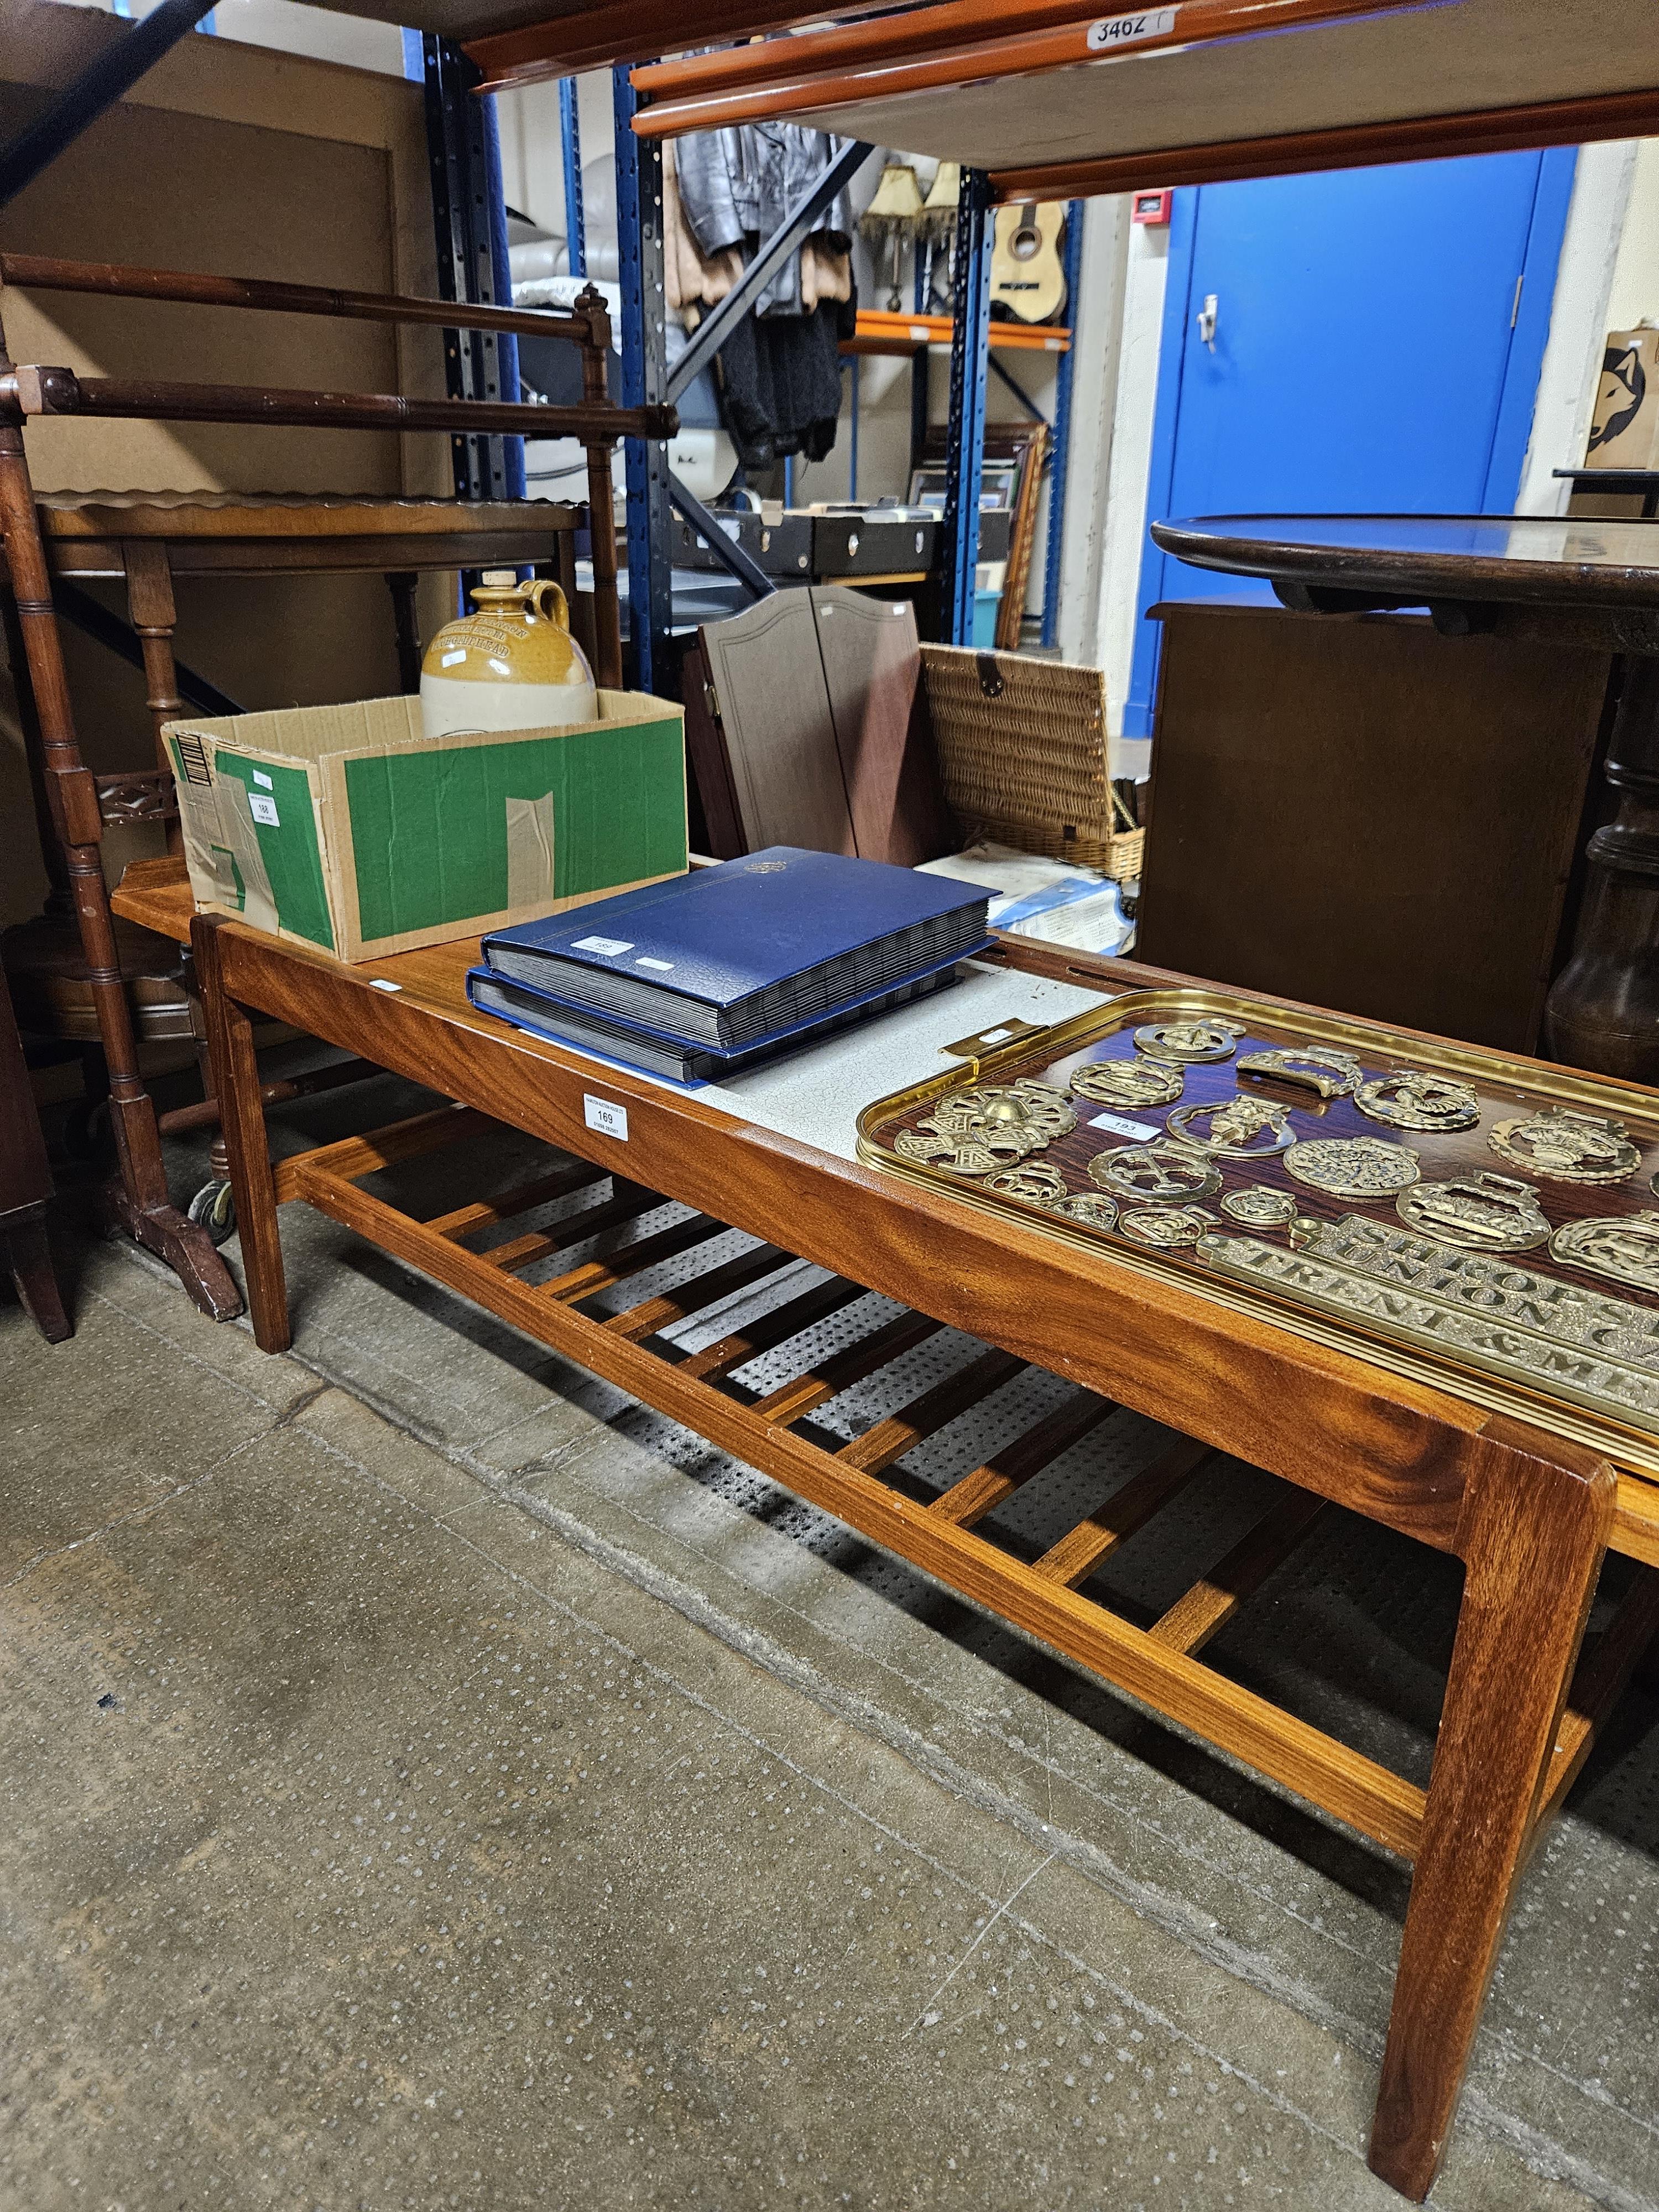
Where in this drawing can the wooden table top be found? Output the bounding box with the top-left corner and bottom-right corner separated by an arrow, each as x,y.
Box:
1151,513 -> 1659,611
112,857 -> 1659,1566
23,492 -> 581,581
34,491 -> 578,540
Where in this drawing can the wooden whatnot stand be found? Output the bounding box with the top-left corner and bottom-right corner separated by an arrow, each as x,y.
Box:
115,854 -> 1659,2203
3,495 -> 589,1068
0,251 -> 661,1321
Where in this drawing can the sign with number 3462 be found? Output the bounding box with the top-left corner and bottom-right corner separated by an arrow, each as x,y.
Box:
1087,7 -> 1179,50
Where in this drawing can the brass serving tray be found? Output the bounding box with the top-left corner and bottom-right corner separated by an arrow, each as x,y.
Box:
855,987 -> 1659,1478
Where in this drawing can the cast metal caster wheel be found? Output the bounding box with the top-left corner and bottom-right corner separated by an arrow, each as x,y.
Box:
187,1178 -> 237,1246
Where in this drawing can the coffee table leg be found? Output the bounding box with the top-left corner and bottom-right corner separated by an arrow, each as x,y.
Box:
3,1204 -> 72,1342
191,916 -> 290,1354
1368,1420 -> 1612,2199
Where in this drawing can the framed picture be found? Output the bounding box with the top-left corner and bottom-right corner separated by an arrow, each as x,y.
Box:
918,427 -> 1049,649
907,462 -> 1018,513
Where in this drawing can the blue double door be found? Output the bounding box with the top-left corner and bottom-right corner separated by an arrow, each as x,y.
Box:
1126,149 -> 1578,733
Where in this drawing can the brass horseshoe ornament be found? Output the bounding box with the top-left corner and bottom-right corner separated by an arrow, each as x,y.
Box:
985,1162 -> 1070,1206
1236,1044 -> 1364,1099
1048,1192 -> 1121,1232
894,1130 -> 1006,1175
1087,1142 -> 1223,1204
927,1080 -> 1077,1142
1284,1136 -> 1421,1201
1220,1186 -> 1300,1230
1395,1172 -> 1551,1253
1069,1056 -> 1185,1109
1550,1209 -> 1659,1292
895,1079 -> 1077,1175
1119,1204 -> 1219,1250
1489,1106 -> 1642,1186
1131,1019 -> 1244,1066
1166,1095 -> 1293,1159
1354,1068 -> 1480,1133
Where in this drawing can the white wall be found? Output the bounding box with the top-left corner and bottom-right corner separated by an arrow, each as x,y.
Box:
1515,140 -> 1638,515
493,69 -> 616,252
1055,196 -> 1130,669
62,0 -> 406,72
1608,136 -> 1659,327
1095,211 -> 1172,771
205,0 -> 404,74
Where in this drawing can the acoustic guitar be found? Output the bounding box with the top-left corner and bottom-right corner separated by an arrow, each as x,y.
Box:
990,202 -> 1067,323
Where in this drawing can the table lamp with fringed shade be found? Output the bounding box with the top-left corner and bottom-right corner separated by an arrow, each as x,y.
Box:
919,160 -> 961,237
859,160 -> 925,311
916,160 -> 961,311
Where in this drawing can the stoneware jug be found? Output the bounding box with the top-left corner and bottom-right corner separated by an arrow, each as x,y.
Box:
420,576 -> 597,739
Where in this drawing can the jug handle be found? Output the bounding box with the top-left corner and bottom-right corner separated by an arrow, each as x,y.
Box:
523,578 -> 571,632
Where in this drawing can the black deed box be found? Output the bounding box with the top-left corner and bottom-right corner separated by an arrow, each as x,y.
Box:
916,508 -> 1012,561
811,509 -> 936,578
673,509 -> 816,578
756,510 -> 814,577
671,510 -> 764,572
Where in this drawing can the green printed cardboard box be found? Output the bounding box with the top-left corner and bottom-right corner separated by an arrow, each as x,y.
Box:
163,692 -> 687,963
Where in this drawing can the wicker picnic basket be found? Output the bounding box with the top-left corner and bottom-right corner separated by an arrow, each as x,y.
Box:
918,644 -> 1144,881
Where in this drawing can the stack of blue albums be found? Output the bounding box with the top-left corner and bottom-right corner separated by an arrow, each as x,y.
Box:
466,847 -> 994,1083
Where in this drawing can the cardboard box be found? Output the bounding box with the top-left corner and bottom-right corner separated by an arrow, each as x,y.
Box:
163,691 -> 687,963
1586,326 -> 1659,469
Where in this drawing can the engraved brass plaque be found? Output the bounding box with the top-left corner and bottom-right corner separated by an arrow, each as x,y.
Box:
1201,1214 -> 1659,1430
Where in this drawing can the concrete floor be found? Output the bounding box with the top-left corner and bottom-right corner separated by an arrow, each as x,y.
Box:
3,1083 -> 1658,2211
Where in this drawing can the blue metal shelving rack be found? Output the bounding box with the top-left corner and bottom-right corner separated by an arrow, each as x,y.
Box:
571,75 -> 1078,677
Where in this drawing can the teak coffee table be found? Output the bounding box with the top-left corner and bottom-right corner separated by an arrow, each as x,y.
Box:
112,855 -> 1659,2203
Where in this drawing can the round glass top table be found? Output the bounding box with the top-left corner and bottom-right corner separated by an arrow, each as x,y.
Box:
1148,514 -> 1659,1082
1152,512 -> 1659,625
